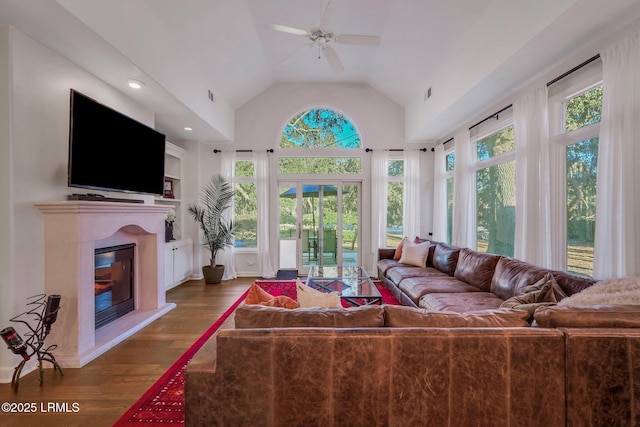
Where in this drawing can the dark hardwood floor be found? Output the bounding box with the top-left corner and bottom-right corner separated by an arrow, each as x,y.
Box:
0,277 -> 253,427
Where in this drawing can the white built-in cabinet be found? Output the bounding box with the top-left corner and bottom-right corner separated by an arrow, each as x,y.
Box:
156,141 -> 184,237
165,238 -> 193,290
157,141 -> 193,291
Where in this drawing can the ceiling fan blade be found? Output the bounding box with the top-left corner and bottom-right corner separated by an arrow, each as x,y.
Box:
280,43 -> 313,65
322,45 -> 344,73
335,34 -> 381,46
319,0 -> 333,29
267,23 -> 309,36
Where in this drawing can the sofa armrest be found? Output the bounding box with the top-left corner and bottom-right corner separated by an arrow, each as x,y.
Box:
186,332 -> 218,373
378,248 -> 395,260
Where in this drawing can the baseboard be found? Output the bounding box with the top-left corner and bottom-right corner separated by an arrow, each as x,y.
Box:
0,361 -> 36,384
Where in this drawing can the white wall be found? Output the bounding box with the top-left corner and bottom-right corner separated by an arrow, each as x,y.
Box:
0,25 -> 14,383
196,82 -> 430,276
0,25 -> 160,383
234,83 -> 406,151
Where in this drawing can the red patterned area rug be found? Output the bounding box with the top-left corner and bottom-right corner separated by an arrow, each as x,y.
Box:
113,280 -> 398,426
113,287 -> 250,426
256,279 -> 401,306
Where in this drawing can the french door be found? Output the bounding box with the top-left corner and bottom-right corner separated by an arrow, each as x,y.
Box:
278,181 -> 360,275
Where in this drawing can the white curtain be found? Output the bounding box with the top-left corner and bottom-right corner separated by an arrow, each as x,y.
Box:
593,31 -> 640,279
513,85 -> 552,268
370,150 -> 389,271
431,144 -> 448,242
452,129 -> 475,248
219,151 -> 237,280
254,151 -> 276,278
403,150 -> 421,239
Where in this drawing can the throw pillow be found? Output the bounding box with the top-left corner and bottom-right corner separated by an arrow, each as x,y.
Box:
296,279 -> 341,308
500,272 -> 566,320
398,241 -> 429,267
245,282 -> 300,309
393,237 -> 408,260
558,276 -> 640,306
262,295 -> 300,310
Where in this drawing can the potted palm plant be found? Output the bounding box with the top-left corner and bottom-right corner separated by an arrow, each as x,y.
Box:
188,174 -> 235,284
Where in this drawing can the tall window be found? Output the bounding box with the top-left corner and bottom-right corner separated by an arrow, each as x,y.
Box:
277,107 -> 365,267
445,151 -> 455,244
233,160 -> 257,248
552,82 -> 602,276
386,159 -> 404,247
475,125 -> 516,257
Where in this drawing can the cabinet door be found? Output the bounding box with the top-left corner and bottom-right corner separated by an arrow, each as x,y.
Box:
173,240 -> 193,283
164,244 -> 175,290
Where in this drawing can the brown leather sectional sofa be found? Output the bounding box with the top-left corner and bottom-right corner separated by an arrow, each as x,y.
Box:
377,241 -> 596,311
184,242 -> 640,426
185,305 -> 565,427
186,303 -> 640,426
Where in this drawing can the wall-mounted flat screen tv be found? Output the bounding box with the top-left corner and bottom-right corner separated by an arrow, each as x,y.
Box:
68,89 -> 166,196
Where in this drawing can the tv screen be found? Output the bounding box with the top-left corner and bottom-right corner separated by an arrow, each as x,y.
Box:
68,90 -> 166,196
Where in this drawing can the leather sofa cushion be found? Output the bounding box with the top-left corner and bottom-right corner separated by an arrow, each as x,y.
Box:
454,248 -> 502,291
377,259 -> 404,276
490,257 -> 550,300
534,305 -> 640,328
383,305 -> 530,327
426,240 -> 438,267
387,266 -> 447,285
420,292 -> 505,313
234,304 -> 385,328
432,242 -> 461,276
399,276 -> 482,306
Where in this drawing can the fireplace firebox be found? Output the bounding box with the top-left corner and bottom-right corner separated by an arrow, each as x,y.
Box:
95,244 -> 135,329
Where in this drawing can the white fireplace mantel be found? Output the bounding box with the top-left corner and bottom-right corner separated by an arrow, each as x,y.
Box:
35,201 -> 176,368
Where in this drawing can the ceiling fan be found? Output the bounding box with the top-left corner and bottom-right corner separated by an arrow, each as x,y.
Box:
267,0 -> 381,73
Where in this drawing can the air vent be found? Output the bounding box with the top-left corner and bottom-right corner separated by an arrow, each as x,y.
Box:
424,87 -> 432,101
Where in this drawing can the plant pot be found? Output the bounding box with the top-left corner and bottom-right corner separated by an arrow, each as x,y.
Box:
202,265 -> 224,284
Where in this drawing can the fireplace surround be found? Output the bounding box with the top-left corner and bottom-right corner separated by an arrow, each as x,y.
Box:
35,201 -> 176,368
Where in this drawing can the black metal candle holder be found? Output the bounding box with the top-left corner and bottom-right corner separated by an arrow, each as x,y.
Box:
1,294 -> 64,392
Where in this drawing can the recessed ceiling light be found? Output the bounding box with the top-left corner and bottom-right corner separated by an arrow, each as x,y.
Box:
184,127 -> 193,131
128,79 -> 144,89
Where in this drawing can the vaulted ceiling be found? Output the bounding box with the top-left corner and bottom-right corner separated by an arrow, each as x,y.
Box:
2,0 -> 640,142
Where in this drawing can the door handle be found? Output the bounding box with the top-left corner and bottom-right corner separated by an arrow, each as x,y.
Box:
298,223 -> 301,239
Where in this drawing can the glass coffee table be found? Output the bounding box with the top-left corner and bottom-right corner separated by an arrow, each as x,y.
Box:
306,266 -> 381,306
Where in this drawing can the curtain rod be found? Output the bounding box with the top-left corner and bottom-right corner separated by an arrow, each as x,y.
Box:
213,149 -> 274,153
430,104 -> 512,152
365,148 -> 427,152
431,137 -> 453,152
431,54 -> 601,153
546,54 -> 600,87
468,104 -> 513,131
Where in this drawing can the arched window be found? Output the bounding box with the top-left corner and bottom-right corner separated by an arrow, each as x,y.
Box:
280,108 -> 361,149
278,108 -> 362,175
